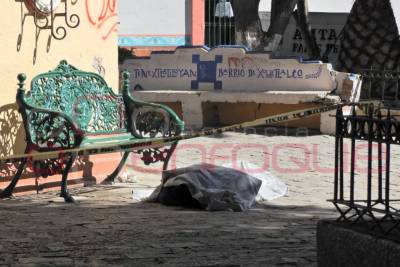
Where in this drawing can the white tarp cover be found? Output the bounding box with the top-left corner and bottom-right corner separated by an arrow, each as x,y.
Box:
230,162 -> 288,202
147,163 -> 288,211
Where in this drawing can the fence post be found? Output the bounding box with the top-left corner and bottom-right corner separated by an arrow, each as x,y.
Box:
334,106 -> 342,202
377,109 -> 383,202
350,105 -> 356,204
367,105 -> 373,208
385,109 -> 391,213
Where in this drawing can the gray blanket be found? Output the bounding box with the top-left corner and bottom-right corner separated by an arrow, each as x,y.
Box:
148,164 -> 262,211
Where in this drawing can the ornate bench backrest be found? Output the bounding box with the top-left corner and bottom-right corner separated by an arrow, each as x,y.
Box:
25,61 -> 127,134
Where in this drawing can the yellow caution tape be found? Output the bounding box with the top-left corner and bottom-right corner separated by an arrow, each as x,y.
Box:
0,100 -> 381,164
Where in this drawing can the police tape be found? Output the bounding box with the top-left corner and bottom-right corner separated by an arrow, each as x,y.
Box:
0,100 -> 382,164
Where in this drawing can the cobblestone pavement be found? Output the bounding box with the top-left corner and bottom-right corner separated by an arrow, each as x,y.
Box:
1,132 -> 394,266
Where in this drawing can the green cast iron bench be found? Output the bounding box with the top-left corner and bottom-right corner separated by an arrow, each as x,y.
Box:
0,60 -> 184,202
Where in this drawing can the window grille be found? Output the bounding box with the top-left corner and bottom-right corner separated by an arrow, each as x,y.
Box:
360,68 -> 400,107
205,0 -> 236,47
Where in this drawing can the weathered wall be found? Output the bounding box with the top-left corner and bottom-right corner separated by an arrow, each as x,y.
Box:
0,1 -> 119,196
119,0 -> 192,47
118,0 -> 204,57
121,46 -> 339,92
131,90 -> 342,130
0,0 -> 118,156
280,12 -> 348,66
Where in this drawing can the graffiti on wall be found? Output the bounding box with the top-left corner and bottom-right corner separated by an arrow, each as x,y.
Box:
85,0 -> 117,40
92,57 -> 106,77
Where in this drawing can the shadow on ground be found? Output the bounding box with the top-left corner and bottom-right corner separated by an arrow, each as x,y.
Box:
0,186 -> 336,266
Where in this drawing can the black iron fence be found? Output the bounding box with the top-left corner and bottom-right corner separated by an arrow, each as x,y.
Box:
360,69 -> 400,106
205,0 -> 236,47
332,104 -> 400,235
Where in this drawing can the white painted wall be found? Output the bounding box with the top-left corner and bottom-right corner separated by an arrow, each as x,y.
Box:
118,0 -> 191,35
392,0 -> 400,29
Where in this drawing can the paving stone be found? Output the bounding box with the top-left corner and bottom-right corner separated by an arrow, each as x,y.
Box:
1,132 -> 389,266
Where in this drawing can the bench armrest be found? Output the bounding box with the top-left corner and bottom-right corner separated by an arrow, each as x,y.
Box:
122,72 -> 185,138
16,74 -> 84,150
23,108 -> 84,150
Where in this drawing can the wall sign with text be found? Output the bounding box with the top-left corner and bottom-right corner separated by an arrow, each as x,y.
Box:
121,46 -> 338,92
280,13 -> 348,66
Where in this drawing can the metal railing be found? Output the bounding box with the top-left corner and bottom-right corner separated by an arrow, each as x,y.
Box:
360,68 -> 400,106
205,0 -> 236,47
332,104 -> 400,235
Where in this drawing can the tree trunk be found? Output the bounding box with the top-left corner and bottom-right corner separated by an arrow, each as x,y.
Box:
232,0 -> 297,52
294,0 -> 321,60
231,0 -> 265,51
264,0 -> 297,52
267,0 -> 297,36
231,0 -> 323,59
